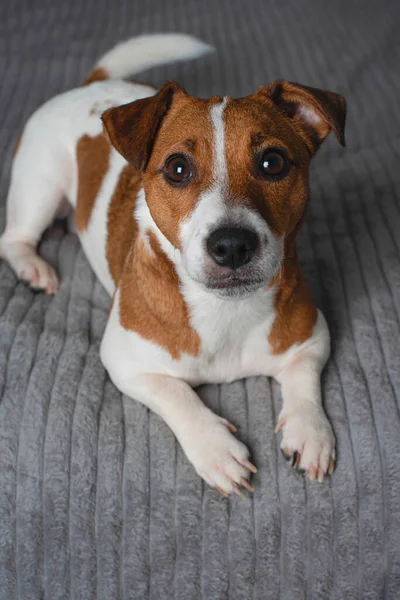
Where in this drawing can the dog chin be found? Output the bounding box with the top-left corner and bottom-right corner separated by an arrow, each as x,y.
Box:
205,278 -> 268,299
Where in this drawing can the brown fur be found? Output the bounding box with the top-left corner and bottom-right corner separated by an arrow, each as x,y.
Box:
83,67 -> 108,86
101,89 -> 210,356
106,164 -> 141,284
223,96 -> 310,237
143,94 -> 219,249
222,94 -> 323,353
76,134 -> 111,231
119,231 -> 201,360
102,82 -> 184,172
265,81 -> 346,149
268,233 -> 317,353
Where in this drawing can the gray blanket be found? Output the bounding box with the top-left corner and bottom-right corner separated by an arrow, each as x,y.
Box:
1,0 -> 400,598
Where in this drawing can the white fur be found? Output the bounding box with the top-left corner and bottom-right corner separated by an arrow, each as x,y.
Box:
93,33 -> 213,80
0,79 -> 154,292
297,105 -> 324,127
0,34 -> 335,493
179,99 -> 231,283
134,187 -> 178,263
209,97 -> 228,186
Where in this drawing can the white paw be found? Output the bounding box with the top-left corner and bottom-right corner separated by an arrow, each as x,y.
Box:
1,237 -> 58,294
13,253 -> 58,295
275,406 -> 335,482
181,415 -> 257,497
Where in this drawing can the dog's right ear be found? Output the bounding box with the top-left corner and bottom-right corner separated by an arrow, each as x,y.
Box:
102,82 -> 186,172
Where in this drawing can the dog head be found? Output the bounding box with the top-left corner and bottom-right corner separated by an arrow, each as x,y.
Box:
102,80 -> 346,298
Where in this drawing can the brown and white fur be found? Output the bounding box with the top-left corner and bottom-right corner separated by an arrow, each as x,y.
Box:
0,34 -> 346,496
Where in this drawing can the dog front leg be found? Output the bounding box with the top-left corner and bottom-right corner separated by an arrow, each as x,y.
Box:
274,313 -> 335,482
113,372 -> 256,496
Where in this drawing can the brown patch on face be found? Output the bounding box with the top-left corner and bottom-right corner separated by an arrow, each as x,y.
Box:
223,96 -> 318,352
106,164 -> 142,284
223,96 -> 311,238
119,230 -> 201,360
83,66 -> 108,86
142,94 -> 218,249
76,134 -> 111,231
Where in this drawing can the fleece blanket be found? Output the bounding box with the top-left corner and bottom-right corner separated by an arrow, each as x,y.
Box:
1,0 -> 400,598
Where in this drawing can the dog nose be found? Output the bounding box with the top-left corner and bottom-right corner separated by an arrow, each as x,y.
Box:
207,227 -> 259,269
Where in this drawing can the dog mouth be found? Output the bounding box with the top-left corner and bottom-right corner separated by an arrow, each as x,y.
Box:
206,276 -> 266,292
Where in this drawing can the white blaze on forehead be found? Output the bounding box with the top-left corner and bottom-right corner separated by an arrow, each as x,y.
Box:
209,97 -> 229,186
180,96 -> 283,288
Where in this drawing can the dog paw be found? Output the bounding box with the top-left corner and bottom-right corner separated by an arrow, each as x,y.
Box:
0,237 -> 59,295
15,254 -> 58,295
182,415 -> 257,497
275,406 -> 335,482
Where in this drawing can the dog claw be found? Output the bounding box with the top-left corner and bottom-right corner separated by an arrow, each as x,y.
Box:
242,459 -> 257,474
216,486 -> 229,497
328,457 -> 335,475
241,478 -> 254,493
308,465 -> 318,481
317,467 -> 325,483
221,419 -> 237,433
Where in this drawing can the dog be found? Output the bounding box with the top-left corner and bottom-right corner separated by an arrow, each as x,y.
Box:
0,33 -> 346,496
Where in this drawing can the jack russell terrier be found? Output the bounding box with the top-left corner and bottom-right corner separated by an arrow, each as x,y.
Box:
0,34 -> 346,497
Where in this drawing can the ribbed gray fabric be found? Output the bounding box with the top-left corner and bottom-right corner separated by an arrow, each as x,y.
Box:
1,0 -> 400,598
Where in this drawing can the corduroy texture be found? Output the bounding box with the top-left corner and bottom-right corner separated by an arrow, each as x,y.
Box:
1,0 -> 400,598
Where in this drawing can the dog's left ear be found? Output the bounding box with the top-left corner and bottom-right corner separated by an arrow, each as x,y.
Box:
102,81 -> 186,171
259,81 -> 346,151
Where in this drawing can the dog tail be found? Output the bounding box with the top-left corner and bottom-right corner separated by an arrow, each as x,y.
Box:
83,33 -> 213,85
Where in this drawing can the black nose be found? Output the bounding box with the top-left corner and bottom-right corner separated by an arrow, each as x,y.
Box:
207,227 -> 259,269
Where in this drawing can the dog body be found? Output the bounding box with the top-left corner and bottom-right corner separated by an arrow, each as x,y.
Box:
0,34 -> 346,495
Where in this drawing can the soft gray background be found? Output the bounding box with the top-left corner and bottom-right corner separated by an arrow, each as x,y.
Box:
1,0 -> 400,598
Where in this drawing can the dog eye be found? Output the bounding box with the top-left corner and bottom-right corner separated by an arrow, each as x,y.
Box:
164,155 -> 192,184
258,148 -> 289,179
